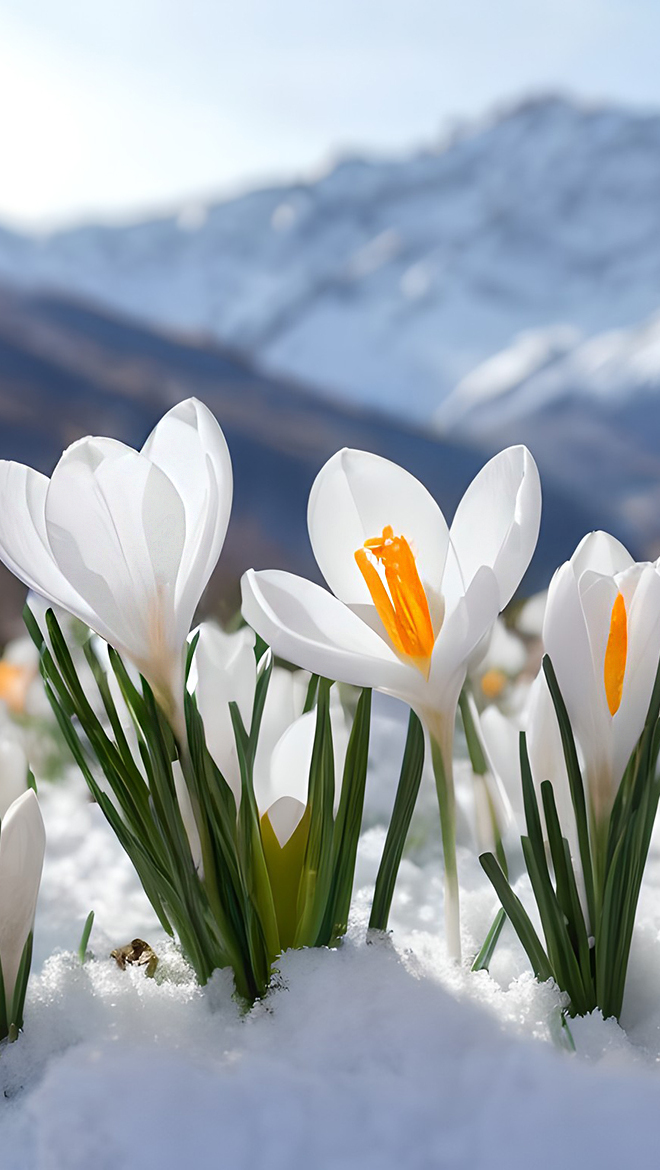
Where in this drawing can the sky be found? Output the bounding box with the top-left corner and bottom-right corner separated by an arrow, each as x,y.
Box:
0,0 -> 659,231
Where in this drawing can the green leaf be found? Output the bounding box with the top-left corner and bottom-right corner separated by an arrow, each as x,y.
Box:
78,911 -> 95,964
9,931 -> 34,1037
302,674 -> 320,714
479,853 -> 553,982
185,630 -> 200,683
471,908 -> 507,973
369,710 -> 424,932
294,679 -> 336,946
543,655 -> 596,929
319,688 -> 372,943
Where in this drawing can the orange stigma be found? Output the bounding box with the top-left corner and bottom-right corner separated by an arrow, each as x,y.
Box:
355,525 -> 435,672
604,591 -> 627,717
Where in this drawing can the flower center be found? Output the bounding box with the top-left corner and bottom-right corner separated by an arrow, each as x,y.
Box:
604,591 -> 627,717
355,524 -> 435,673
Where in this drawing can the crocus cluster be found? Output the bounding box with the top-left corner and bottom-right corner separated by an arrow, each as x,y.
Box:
0,396 -> 659,1024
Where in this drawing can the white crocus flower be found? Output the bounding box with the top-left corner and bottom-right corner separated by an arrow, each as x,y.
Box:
544,532 -> 660,837
0,742 -> 45,1019
0,398 -> 231,734
242,445 -> 541,960
191,621 -> 349,947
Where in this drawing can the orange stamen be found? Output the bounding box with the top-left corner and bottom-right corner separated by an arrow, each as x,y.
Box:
604,591 -> 627,717
355,525 -> 435,673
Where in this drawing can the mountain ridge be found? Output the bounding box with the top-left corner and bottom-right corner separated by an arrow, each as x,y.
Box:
1,94 -> 659,420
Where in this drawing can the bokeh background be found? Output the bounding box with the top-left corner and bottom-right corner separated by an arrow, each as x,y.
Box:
0,0 -> 658,636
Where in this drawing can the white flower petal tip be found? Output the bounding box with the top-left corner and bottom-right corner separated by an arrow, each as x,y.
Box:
450,445 -> 542,610
0,789 -> 45,1007
570,531 -> 635,578
0,400 -> 232,718
264,796 -> 307,848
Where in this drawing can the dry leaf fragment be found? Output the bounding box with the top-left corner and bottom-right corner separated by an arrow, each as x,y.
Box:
111,938 -> 158,978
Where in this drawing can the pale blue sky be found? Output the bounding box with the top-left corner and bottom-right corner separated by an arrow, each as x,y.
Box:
0,0 -> 657,229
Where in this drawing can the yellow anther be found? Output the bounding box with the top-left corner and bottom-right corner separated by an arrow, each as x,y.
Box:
355,525 -> 435,673
604,591 -> 627,717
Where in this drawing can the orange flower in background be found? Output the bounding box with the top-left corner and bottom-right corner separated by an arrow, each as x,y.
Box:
0,662 -> 35,716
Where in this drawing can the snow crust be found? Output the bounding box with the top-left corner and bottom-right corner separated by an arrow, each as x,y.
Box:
3,692 -> 660,1168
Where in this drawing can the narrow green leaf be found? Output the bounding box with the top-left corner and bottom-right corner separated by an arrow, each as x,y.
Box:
471,908 -> 506,973
319,688 -> 372,943
540,780 -> 592,994
369,710 -> 424,932
479,853 -> 553,982
9,931 -> 34,1037
78,911 -> 95,964
543,655 -> 596,929
295,679 -> 336,946
185,631 -> 200,683
302,674 -> 320,714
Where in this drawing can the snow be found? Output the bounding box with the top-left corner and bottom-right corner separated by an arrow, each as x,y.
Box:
2,692 -> 660,1168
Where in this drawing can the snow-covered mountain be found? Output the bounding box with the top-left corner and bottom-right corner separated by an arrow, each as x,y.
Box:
436,313 -> 660,548
2,94 -> 660,421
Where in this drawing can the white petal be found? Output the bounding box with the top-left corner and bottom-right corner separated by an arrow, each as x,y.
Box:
578,570 -> 619,707
430,566 -> 501,700
142,399 -> 232,636
241,569 -> 420,699
0,462 -> 95,622
253,666 -> 303,797
192,622 -> 256,802
479,704 -> 523,822
571,530 -> 634,578
45,437 -> 186,670
0,790 -> 45,1008
172,761 -> 203,873
525,671 -> 577,848
307,448 -> 449,605
543,562 -> 607,778
259,705 -> 350,819
264,796 -> 307,848
611,566 -> 660,783
449,446 -> 541,608
0,741 -> 28,821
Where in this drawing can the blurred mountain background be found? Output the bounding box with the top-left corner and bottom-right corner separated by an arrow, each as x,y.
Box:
0,90 -> 658,634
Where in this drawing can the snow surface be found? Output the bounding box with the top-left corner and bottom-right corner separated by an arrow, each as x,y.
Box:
2,96 -> 660,422
3,692 -> 660,1169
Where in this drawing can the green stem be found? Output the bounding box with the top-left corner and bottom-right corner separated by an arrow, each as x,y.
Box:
459,687 -> 508,874
429,724 -> 461,963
